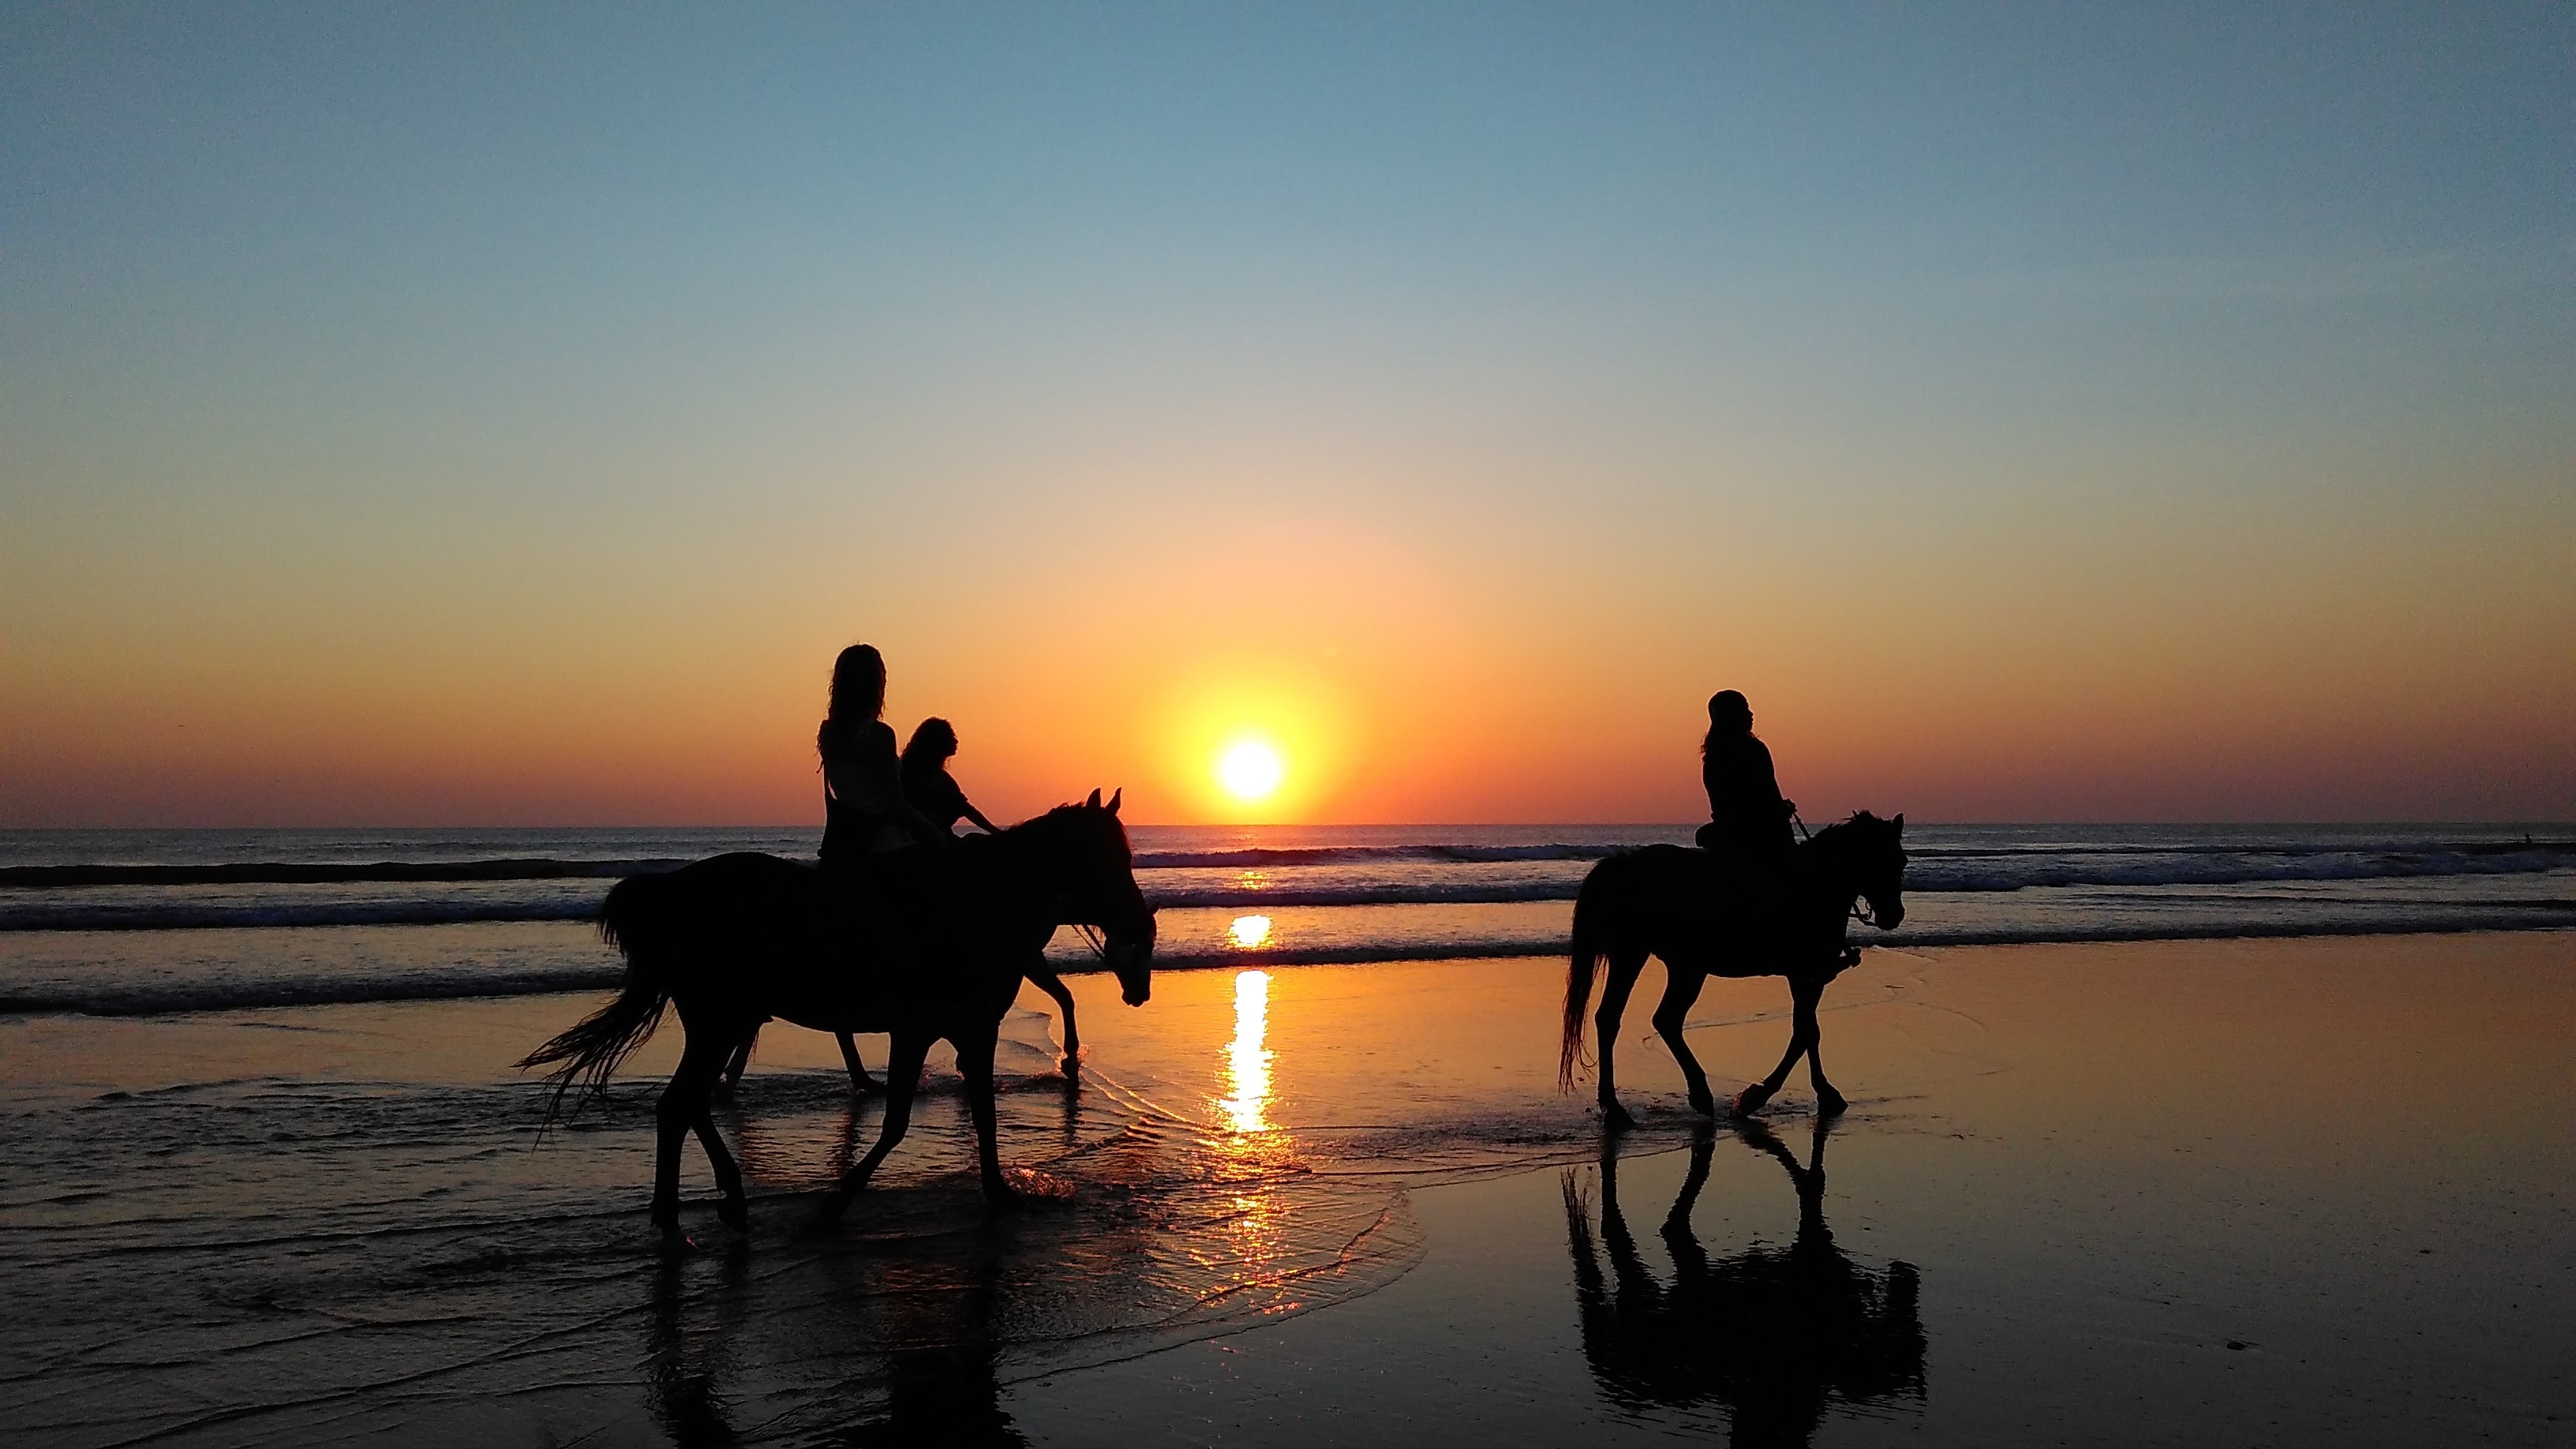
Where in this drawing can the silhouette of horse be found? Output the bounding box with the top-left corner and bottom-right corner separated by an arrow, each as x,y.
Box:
521,792 -> 1155,1245
715,962 -> 1091,1097
1561,813 -> 1905,1126
1564,1121 -> 1925,1445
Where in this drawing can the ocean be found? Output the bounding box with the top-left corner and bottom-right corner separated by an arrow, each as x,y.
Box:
2,822 -> 2570,1016
4,826 -> 2570,1446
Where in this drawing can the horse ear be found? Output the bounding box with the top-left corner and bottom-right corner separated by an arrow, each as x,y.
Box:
1893,813 -> 1905,832
1087,788 -> 1103,808
1107,788 -> 1122,814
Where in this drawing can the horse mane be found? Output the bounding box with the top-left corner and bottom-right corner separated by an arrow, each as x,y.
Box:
987,799 -> 1131,859
1803,811 -> 1879,848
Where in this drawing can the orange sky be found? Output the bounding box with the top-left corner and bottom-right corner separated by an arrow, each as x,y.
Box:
6,11 -> 2572,826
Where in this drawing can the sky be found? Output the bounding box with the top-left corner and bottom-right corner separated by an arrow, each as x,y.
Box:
4,2 -> 2571,826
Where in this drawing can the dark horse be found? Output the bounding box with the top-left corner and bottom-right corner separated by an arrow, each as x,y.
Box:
715,960 -> 1089,1096
1564,1120 -> 1925,1443
521,792 -> 1155,1245
1560,813 -> 1906,1127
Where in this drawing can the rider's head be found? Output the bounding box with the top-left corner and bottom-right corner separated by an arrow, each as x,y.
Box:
904,717 -> 958,766
828,644 -> 887,723
1709,690 -> 1753,734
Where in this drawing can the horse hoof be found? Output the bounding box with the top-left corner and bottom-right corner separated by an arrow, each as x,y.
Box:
1732,1084 -> 1776,1118
1601,1101 -> 1637,1133
718,1196 -> 750,1231
983,1181 -> 1030,1210
1816,1088 -> 1848,1117
814,1193 -> 851,1226
1688,1088 -> 1719,1119
848,1076 -> 884,1097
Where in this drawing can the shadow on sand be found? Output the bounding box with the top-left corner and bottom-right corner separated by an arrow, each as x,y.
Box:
1566,1118 -> 1925,1446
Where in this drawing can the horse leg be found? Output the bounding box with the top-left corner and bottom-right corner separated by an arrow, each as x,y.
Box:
1649,966 -> 1718,1118
818,1031 -> 930,1224
835,1032 -> 882,1095
1734,977 -> 1823,1117
1797,979 -> 1848,1115
653,1032 -> 734,1246
716,1028 -> 755,1097
956,1032 -> 1017,1202
1031,967 -> 1080,1076
691,1106 -> 748,1232
1593,950 -> 1649,1130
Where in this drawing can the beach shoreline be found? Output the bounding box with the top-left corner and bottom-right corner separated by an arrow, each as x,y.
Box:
2,930 -> 2569,1444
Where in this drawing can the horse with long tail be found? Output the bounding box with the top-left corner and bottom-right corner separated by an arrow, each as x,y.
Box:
1561,812 -> 1906,1127
521,791 -> 1155,1246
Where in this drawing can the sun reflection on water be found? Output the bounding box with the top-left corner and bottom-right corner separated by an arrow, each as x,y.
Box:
1218,969 -> 1273,1134
1228,914 -> 1273,949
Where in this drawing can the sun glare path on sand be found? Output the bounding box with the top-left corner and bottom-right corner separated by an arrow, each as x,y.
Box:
1216,740 -> 1284,801
1219,969 -> 1273,1134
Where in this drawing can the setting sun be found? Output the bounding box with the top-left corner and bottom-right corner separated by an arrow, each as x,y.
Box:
1216,741 -> 1285,801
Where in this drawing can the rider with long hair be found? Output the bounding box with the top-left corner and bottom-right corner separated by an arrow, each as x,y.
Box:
818,645 -> 944,869
1696,689 -> 1796,874
901,717 -> 1002,837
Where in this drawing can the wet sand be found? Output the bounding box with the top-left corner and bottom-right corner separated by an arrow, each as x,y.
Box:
4,933 -> 2570,1444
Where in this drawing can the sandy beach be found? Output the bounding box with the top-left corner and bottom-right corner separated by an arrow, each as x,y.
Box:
5,930 -> 2568,1446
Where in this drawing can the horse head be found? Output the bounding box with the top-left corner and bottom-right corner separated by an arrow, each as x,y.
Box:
1843,811 -> 1907,931
1054,788 -> 1156,1005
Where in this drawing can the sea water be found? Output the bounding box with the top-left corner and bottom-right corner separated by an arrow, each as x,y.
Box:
2,822 -> 2570,1013
2,826 -> 2570,1445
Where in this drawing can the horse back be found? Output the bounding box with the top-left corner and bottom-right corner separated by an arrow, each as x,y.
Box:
603,852 -> 829,955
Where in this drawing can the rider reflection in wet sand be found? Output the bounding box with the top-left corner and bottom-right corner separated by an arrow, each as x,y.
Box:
1565,1121 -> 1926,1445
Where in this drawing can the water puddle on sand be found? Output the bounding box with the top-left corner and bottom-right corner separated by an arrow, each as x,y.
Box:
2,954 -> 1831,1446
0,998 -> 1548,1447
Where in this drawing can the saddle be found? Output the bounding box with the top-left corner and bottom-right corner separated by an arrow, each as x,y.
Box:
1685,837 -> 1859,973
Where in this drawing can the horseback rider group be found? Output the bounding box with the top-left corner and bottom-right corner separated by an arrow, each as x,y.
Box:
794,647 -> 1853,1094
718,643 -> 1073,1093
825,647 -> 1813,936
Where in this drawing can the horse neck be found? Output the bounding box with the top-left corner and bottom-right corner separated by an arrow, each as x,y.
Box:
1796,825 -> 1862,904
986,811 -> 1107,896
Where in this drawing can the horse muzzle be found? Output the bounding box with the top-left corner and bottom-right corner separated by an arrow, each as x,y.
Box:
1868,900 -> 1904,930
1106,916 -> 1156,1005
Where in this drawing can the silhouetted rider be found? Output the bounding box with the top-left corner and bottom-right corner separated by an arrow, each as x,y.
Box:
1695,690 -> 1796,875
901,717 -> 1001,837
818,644 -> 945,873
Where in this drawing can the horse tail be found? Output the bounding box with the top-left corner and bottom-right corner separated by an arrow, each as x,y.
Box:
518,874 -> 679,1125
1560,856 -> 1619,1091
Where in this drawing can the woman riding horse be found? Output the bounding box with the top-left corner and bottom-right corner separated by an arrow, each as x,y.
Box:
719,645 -> 949,1095
521,791 -> 1155,1247
1696,689 -> 1796,878
1563,811 -> 1907,1128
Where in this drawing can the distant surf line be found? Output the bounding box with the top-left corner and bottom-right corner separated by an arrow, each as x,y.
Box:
5,912 -> 2571,1017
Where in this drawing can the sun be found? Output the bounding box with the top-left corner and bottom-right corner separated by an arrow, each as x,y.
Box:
1216,740 -> 1285,801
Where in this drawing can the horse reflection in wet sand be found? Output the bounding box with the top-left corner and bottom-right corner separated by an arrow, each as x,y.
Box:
521,793 -> 1154,1248
1563,813 -> 1907,1126
1565,1121 -> 1925,1447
